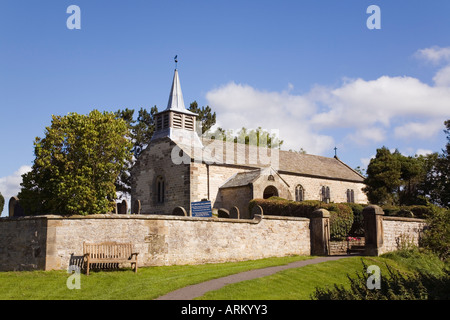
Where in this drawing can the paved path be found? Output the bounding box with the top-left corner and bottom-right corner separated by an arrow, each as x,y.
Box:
155,255 -> 352,300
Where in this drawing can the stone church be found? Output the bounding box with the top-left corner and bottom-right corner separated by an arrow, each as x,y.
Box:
130,68 -> 367,218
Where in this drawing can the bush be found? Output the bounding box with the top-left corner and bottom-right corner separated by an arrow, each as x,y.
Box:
312,259 -> 450,300
381,204 -> 433,219
420,206 -> 450,261
345,203 -> 365,237
249,198 -> 354,240
327,203 -> 353,241
0,192 -> 4,215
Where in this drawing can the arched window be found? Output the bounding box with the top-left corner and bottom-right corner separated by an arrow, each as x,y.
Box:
321,186 -> 330,203
295,185 -> 304,202
346,189 -> 355,203
156,176 -> 165,203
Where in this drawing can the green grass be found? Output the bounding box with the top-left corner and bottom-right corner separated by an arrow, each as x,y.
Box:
0,255 -> 313,300
195,256 -> 413,300
2,250 -> 442,300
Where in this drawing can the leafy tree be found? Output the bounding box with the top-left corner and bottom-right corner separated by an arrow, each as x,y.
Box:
363,147 -> 402,205
18,110 -> 133,215
205,126 -> 283,148
189,101 -> 216,134
115,106 -> 158,194
0,192 -> 4,215
434,120 -> 450,207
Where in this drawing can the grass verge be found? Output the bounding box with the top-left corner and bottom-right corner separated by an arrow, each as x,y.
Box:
0,255 -> 314,300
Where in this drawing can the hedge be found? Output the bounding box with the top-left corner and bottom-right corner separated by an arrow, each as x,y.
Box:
249,197 -> 357,240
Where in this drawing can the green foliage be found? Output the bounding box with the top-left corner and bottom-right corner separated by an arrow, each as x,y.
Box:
312,259 -> 450,300
363,147 -> 427,206
364,120 -> 450,207
18,110 -> 133,216
327,203 -> 353,240
249,198 -> 354,240
0,192 -> 4,214
206,126 -> 284,148
115,106 -> 158,194
420,206 -> 450,261
189,101 -> 216,134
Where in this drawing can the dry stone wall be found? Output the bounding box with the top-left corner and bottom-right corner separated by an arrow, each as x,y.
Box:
380,216 -> 427,255
0,214 -> 310,271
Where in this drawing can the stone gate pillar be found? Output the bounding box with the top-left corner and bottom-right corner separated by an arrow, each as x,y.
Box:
363,205 -> 384,256
310,209 -> 330,256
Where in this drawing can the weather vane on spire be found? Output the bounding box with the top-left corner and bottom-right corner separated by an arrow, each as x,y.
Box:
174,55 -> 178,69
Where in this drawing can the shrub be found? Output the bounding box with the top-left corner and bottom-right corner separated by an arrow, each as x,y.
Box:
312,259 -> 450,300
344,203 -> 365,237
327,203 -> 353,241
249,198 -> 353,240
420,206 -> 450,261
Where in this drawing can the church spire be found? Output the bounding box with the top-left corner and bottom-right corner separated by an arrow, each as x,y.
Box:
166,68 -> 186,111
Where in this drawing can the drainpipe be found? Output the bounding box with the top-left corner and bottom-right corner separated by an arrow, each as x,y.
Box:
207,163 -> 210,200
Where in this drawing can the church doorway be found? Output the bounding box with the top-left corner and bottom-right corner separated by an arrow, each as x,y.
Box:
263,185 -> 279,199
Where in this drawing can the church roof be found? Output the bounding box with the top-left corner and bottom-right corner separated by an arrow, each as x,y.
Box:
177,139 -> 365,183
219,169 -> 262,189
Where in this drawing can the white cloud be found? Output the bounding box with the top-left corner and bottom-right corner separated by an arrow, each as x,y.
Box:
394,120 -> 444,140
360,155 -> 375,168
415,149 -> 433,156
206,82 -> 334,154
415,46 -> 450,64
433,65 -> 450,87
205,47 -> 450,157
0,165 -> 31,217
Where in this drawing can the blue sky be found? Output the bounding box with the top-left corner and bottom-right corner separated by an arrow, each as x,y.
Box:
1,0 -> 450,216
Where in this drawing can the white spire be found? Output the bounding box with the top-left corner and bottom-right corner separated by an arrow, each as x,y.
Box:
166,69 -> 186,111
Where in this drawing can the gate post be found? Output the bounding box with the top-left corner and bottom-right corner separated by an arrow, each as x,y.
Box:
363,205 -> 384,256
310,209 -> 330,256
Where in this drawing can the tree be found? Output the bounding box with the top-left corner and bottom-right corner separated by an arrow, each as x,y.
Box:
205,126 -> 284,149
436,120 -> 450,207
363,147 -> 402,205
18,110 -> 133,215
0,192 -> 4,215
115,106 -> 158,195
189,101 -> 216,134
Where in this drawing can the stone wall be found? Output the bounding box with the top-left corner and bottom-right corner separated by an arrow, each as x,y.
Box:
0,217 -> 48,271
380,216 -> 427,255
280,174 -> 368,204
130,138 -> 191,215
362,205 -> 427,256
0,214 -> 310,271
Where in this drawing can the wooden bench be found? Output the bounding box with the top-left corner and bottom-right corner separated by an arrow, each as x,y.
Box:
83,242 -> 139,275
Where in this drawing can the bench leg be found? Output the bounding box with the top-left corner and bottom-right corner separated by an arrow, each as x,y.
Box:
86,262 -> 90,276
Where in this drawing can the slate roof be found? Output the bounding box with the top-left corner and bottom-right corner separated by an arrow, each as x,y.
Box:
220,169 -> 262,189
177,138 -> 365,183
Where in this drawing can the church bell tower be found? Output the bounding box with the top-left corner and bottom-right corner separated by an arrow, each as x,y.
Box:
151,61 -> 203,148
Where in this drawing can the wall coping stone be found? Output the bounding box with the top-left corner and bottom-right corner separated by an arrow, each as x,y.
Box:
0,213 -> 309,224
382,216 -> 426,223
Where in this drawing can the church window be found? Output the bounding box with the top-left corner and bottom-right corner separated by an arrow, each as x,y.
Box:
268,175 -> 275,181
163,114 -> 169,129
184,116 -> 194,131
173,113 -> 183,129
295,185 -> 304,202
347,189 -> 355,203
156,115 -> 163,131
156,176 -> 165,204
321,186 -> 330,203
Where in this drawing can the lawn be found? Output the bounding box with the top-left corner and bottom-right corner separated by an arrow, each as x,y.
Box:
1,251 -> 441,300
0,255 -> 314,300
196,256 -> 411,300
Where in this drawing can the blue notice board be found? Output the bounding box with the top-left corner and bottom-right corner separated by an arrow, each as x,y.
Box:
191,201 -> 212,217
